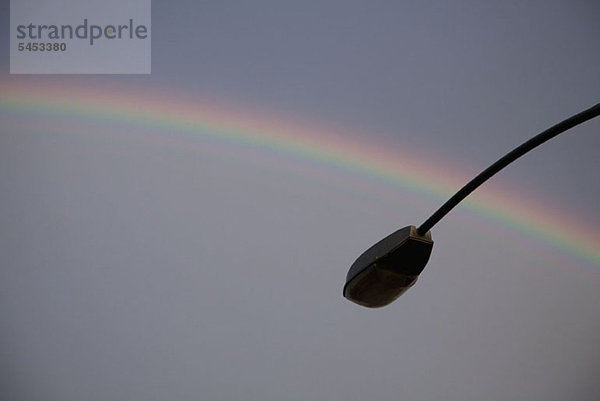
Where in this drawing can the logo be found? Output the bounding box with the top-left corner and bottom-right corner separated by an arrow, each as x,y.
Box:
10,0 -> 151,74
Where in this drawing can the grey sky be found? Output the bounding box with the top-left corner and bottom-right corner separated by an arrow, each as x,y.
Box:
1,1 -> 599,400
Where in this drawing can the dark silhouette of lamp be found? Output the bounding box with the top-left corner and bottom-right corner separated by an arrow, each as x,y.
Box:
344,103 -> 600,308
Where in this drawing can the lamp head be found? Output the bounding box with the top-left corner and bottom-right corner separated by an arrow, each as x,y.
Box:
343,225 -> 433,308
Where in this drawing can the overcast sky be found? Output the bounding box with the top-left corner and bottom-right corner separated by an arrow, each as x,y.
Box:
1,1 -> 599,400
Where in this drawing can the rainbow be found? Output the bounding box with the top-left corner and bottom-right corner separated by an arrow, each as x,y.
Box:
1,79 -> 599,267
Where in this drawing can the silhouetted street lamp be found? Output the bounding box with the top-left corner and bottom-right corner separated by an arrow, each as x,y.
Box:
344,103 -> 600,308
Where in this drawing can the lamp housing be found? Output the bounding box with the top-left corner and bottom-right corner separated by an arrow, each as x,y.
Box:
343,225 -> 433,308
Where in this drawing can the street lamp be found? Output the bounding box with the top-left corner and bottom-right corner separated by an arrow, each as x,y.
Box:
344,103 -> 600,308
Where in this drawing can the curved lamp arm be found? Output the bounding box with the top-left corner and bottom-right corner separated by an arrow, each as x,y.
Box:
418,103 -> 600,235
